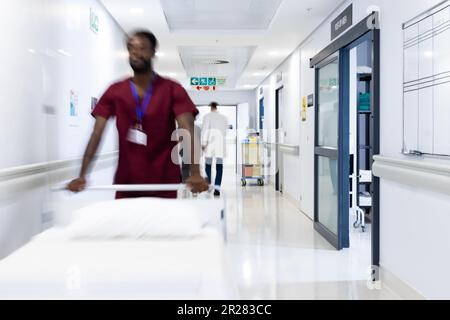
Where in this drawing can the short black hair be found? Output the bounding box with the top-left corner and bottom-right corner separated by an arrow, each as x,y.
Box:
128,29 -> 158,51
210,102 -> 218,109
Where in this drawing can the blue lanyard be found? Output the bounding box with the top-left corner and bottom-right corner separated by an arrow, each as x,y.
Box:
129,77 -> 155,124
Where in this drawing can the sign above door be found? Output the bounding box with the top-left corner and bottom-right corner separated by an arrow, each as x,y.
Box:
331,4 -> 353,41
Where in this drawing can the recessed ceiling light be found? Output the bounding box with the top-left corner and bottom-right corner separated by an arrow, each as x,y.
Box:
201,59 -> 230,65
129,7 -> 144,14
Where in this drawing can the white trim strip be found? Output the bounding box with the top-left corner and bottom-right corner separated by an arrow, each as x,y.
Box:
373,155 -> 450,196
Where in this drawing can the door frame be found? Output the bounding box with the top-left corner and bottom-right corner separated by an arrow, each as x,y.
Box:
275,86 -> 284,193
313,53 -> 350,250
259,97 -> 265,134
310,12 -> 380,265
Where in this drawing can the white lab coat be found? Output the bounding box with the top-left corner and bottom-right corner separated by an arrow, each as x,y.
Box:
180,124 -> 202,164
202,111 -> 228,159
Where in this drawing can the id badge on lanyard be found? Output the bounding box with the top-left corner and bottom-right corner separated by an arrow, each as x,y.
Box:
127,124 -> 148,146
127,79 -> 154,146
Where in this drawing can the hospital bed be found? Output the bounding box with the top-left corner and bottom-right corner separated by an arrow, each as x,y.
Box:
0,185 -> 238,300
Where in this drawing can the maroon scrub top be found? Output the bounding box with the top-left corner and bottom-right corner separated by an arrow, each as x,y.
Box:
92,75 -> 198,199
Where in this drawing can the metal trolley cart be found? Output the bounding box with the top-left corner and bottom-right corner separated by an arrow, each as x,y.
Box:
241,135 -> 264,187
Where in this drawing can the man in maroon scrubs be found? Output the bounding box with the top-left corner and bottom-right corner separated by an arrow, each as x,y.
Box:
67,30 -> 209,198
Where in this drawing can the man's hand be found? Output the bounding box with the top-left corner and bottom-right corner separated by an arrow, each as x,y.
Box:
185,174 -> 209,194
67,177 -> 87,193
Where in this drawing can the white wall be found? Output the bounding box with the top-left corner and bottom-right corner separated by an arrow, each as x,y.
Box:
259,0 -> 450,298
0,0 -> 129,259
256,46 -> 302,208
351,0 -> 450,300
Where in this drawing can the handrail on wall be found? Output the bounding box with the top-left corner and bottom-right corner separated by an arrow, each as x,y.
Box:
0,151 -> 118,182
263,142 -> 300,155
373,155 -> 450,197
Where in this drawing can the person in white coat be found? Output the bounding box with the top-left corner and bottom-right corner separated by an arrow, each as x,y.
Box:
202,102 -> 229,196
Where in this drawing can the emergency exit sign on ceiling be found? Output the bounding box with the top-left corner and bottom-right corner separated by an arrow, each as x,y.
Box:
190,77 -> 227,91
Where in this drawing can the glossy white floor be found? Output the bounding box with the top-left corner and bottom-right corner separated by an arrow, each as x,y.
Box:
220,168 -> 403,300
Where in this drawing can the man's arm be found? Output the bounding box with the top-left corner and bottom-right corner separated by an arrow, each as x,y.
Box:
67,116 -> 108,192
176,112 -> 209,193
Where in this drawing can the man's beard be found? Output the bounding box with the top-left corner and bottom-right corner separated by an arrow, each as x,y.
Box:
130,59 -> 152,74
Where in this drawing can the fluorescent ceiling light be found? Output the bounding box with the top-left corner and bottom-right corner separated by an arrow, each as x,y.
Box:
155,52 -> 165,57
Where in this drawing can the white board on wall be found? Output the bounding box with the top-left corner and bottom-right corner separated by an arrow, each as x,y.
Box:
403,1 -> 450,156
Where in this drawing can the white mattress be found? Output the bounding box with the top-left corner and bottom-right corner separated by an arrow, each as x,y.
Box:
0,227 -> 238,300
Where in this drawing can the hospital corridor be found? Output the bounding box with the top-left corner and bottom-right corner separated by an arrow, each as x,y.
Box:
221,169 -> 398,300
1,0 -> 450,303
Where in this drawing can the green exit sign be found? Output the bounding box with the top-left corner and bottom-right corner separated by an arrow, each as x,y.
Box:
190,77 -> 226,87
90,8 -> 99,34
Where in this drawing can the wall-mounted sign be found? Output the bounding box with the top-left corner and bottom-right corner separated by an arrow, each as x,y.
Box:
301,96 -> 308,122
276,72 -> 283,83
90,8 -> 99,34
307,94 -> 314,107
331,4 -> 353,40
70,90 -> 78,117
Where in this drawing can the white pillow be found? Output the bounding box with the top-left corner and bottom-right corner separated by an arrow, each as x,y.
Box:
65,198 -> 204,240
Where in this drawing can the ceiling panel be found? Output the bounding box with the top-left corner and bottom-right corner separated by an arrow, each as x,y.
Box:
179,46 -> 257,88
161,0 -> 283,30
100,0 -> 345,89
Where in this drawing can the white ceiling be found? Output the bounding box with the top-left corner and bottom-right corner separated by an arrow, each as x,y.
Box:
100,0 -> 344,91
160,0 -> 283,31
179,46 -> 257,88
